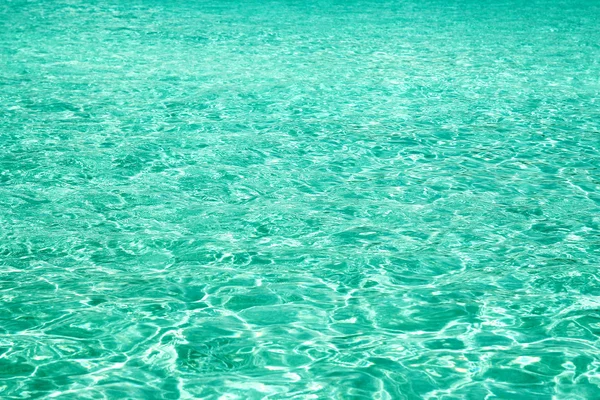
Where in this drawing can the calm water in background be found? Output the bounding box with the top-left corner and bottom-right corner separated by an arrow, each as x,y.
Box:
1,0 -> 600,398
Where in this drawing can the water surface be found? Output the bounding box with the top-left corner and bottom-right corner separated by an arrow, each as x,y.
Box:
1,0 -> 600,398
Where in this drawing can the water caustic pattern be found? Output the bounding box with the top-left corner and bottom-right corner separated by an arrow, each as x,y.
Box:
1,0 -> 600,398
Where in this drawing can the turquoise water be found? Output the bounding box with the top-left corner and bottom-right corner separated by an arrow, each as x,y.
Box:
1,0 -> 600,398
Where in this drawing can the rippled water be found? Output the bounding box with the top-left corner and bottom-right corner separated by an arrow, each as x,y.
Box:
1,0 -> 600,398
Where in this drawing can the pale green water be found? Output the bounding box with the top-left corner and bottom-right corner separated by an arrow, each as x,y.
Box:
1,0 -> 600,398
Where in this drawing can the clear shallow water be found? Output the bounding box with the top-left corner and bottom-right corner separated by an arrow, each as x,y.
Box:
1,0 -> 600,398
